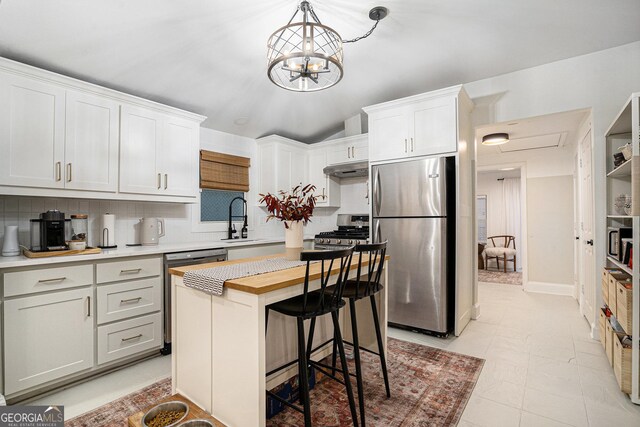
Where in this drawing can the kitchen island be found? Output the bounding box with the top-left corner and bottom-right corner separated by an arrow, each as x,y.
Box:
169,253 -> 388,427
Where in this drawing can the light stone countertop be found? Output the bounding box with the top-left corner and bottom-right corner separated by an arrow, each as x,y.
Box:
0,236 -> 315,269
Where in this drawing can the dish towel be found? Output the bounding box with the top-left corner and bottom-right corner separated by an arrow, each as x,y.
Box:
183,258 -> 309,296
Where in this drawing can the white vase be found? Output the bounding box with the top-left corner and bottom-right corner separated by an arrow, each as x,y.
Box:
284,221 -> 304,260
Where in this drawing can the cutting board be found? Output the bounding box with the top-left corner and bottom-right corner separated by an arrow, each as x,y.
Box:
23,247 -> 101,258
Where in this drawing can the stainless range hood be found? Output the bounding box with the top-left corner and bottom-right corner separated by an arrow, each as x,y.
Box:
323,161 -> 368,178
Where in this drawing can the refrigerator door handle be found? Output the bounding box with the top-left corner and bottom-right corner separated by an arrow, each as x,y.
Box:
374,168 -> 382,216
374,219 -> 382,243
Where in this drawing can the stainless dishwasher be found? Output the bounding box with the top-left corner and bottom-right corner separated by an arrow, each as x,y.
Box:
162,248 -> 227,355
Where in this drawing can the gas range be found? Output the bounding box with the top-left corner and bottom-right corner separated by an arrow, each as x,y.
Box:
314,214 -> 369,249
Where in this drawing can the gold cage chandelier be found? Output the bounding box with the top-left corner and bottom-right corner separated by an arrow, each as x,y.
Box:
267,1 -> 388,92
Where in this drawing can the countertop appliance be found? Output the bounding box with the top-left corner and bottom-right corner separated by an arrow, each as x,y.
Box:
29,210 -> 71,252
372,156 -> 455,336
314,214 -> 369,249
140,217 -> 165,246
162,248 -> 227,354
608,226 -> 633,260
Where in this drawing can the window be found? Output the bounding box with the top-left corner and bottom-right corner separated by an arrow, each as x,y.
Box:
477,195 -> 487,243
200,189 -> 245,222
192,150 -> 251,232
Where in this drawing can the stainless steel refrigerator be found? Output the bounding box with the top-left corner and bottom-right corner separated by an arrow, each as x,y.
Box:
372,156 -> 454,335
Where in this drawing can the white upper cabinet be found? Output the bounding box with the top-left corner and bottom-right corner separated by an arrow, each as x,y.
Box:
410,96 -> 457,157
65,91 -> 120,192
0,73 -> 66,188
368,108 -> 409,161
120,106 -> 199,198
308,148 -> 340,206
365,87 -> 461,162
257,135 -> 309,199
119,105 -> 163,195
326,134 -> 369,165
0,57 -> 205,202
161,116 -> 199,197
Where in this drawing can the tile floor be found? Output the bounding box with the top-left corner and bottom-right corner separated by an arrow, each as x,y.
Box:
28,282 -> 640,426
390,282 -> 640,426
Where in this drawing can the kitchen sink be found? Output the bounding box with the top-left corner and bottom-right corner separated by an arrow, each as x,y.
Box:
221,239 -> 257,244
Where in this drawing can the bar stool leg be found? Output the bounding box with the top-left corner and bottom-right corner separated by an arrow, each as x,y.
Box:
370,296 -> 390,398
349,299 -> 366,426
332,311 -> 359,427
306,317 -> 317,361
297,317 -> 312,426
331,332 -> 338,376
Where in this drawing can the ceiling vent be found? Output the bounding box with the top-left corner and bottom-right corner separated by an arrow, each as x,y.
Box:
498,132 -> 566,153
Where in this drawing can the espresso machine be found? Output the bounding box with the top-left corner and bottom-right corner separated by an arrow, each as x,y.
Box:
30,210 -> 72,252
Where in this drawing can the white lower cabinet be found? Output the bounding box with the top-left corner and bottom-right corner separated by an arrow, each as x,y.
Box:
4,287 -> 94,395
97,278 -> 162,324
97,312 -> 162,365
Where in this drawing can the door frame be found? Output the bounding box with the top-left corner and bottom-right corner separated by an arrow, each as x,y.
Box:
476,163 -> 528,289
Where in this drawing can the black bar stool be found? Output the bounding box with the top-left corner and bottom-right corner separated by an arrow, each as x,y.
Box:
265,248 -> 359,427
310,241 -> 389,426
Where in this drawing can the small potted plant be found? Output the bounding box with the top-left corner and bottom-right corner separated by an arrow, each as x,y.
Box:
259,184 -> 317,256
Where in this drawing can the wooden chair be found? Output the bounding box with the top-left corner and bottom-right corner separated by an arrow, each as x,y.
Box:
484,235 -> 516,272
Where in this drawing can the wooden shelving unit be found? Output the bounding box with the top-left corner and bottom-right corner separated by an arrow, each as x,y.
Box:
607,158 -> 633,178
604,92 -> 639,404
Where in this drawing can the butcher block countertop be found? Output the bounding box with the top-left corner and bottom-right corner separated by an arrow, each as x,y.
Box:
169,252 -> 389,295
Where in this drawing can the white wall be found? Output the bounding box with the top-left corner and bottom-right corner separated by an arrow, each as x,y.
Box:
466,40 -> 640,303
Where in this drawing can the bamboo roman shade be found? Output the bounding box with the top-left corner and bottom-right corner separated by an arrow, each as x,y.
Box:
200,150 -> 250,192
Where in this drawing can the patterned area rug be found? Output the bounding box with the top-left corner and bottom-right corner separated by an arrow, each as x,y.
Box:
65,338 -> 483,427
478,269 -> 522,285
65,379 -> 171,427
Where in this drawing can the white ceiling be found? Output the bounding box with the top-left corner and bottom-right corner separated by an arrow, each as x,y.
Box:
0,0 -> 638,142
475,108 -> 590,160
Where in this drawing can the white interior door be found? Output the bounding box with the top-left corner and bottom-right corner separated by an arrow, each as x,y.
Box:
579,129 -> 595,328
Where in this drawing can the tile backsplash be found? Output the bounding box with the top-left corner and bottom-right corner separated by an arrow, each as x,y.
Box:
0,191 -> 366,251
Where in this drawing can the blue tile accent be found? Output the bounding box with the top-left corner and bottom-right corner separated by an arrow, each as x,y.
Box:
201,189 -> 245,221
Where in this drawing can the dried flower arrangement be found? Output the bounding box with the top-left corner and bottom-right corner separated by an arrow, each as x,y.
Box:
258,184 -> 317,228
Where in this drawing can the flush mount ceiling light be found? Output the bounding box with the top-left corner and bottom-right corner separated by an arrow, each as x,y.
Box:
267,1 -> 388,92
482,132 -> 510,146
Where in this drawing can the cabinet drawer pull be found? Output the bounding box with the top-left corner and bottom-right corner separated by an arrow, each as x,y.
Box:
87,296 -> 91,317
157,173 -> 161,189
67,163 -> 72,182
121,297 -> 142,304
120,268 -> 142,274
164,173 -> 168,190
55,162 -> 62,182
38,277 -> 67,284
411,137 -> 414,152
121,334 -> 143,342
404,139 -> 408,153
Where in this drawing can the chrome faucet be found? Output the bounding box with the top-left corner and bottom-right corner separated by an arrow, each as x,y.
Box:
228,196 -> 248,239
